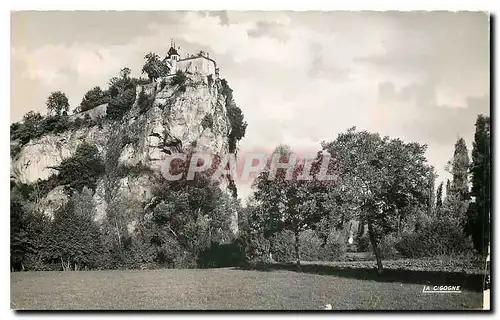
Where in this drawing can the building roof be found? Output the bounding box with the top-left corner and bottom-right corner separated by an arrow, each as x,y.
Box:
167,46 -> 179,57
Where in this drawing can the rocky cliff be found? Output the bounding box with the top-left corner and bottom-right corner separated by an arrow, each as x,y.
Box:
11,72 -> 238,231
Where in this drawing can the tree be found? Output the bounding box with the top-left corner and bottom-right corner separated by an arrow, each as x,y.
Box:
120,67 -> 131,80
322,127 -> 430,274
467,115 -> 491,254
220,79 -> 248,153
142,53 -> 169,82
436,182 -> 444,209
46,91 -> 70,116
442,137 -> 470,226
445,179 -> 451,199
252,145 -> 335,267
79,86 -> 106,112
46,189 -> 104,270
53,142 -> 105,193
141,152 -> 235,267
22,110 -> 43,124
11,195 -> 30,271
427,170 -> 436,217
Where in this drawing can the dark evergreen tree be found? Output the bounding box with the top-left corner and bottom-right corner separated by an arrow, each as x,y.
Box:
466,115 -> 491,254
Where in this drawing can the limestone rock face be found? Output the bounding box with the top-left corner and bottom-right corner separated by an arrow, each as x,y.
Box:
11,73 -> 236,231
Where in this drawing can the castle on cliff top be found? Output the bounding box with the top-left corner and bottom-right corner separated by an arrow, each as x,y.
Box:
163,40 -> 219,78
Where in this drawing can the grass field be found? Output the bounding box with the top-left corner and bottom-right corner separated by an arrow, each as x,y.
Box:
11,261 -> 485,310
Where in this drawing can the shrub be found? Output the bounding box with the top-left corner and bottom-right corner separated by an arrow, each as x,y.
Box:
356,233 -> 370,252
197,238 -> 247,268
395,217 -> 475,258
79,86 -> 106,112
220,79 -> 247,153
378,234 -> 401,259
201,114 -> 214,130
11,142 -> 21,158
242,233 -> 271,265
106,87 -> 136,120
270,230 -> 345,263
170,70 -> 188,87
115,163 -> 155,178
53,142 -> 105,194
137,88 -> 154,114
11,108 -> 104,153
159,79 -> 168,91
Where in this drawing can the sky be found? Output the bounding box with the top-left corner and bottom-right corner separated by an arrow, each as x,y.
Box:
11,11 -> 490,199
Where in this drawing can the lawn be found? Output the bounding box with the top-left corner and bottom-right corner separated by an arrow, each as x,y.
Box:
11,263 -> 485,310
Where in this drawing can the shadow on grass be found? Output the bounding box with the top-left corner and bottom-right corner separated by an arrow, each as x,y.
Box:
235,263 -> 485,292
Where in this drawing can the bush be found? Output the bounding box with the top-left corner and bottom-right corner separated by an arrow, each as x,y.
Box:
201,114 -> 214,130
137,88 -> 154,114
170,70 -> 188,87
53,142 -> 105,194
79,86 -> 106,112
159,79 -> 168,91
220,79 -> 247,153
106,87 -> 136,120
197,238 -> 247,268
11,111 -> 99,151
11,142 -> 21,158
356,233 -> 370,252
378,234 -> 401,259
246,235 -> 272,265
395,217 -> 475,258
270,230 -> 345,263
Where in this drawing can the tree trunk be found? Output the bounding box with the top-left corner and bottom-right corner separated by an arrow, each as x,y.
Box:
294,230 -> 301,269
367,221 -> 383,275
115,220 -> 122,247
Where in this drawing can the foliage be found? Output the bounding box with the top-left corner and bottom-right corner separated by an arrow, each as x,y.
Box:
53,142 -> 105,194
142,53 -> 169,82
115,162 -> 156,178
395,216 -> 474,258
377,234 -> 401,259
356,234 -> 370,252
441,137 -> 470,226
170,70 -> 188,92
435,181 -> 443,209
100,152 -> 238,269
322,127 -> 431,273
46,91 -> 70,116
42,189 -> 106,270
79,86 -> 107,112
11,110 -> 99,152
197,238 -> 247,268
466,114 -> 491,255
106,87 -> 136,120
137,88 -> 155,114
270,230 -> 345,263
201,114 -> 214,130
120,67 -> 131,80
11,194 -> 32,270
11,111 -> 44,146
159,78 -> 168,91
220,79 -> 247,153
252,146 -> 337,266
